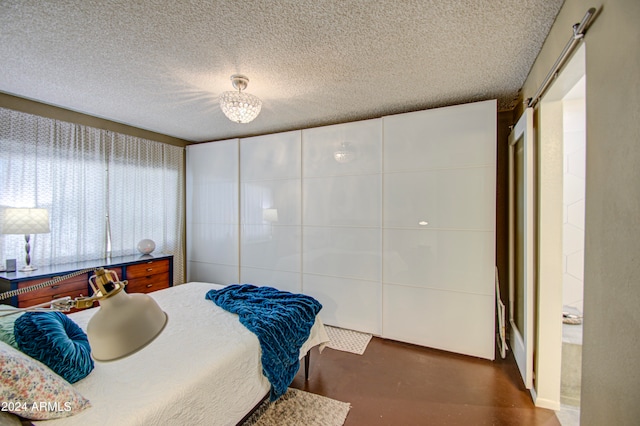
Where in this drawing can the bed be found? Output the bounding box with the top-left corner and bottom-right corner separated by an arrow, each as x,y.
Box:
17,282 -> 329,425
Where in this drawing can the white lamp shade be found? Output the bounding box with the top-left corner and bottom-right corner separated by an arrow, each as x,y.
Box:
1,208 -> 50,234
87,291 -> 168,362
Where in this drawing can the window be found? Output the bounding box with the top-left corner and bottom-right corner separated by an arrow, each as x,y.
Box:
0,108 -> 185,283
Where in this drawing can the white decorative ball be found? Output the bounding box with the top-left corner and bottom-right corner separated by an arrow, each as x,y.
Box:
137,239 -> 156,255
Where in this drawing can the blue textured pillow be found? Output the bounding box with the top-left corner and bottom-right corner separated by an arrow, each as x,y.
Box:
14,312 -> 94,383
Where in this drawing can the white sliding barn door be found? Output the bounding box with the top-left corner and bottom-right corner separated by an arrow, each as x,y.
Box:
508,108 -> 534,388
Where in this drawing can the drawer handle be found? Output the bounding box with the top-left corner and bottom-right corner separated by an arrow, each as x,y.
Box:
52,294 -> 62,299
146,268 -> 153,272
146,284 -> 153,288
51,285 -> 60,290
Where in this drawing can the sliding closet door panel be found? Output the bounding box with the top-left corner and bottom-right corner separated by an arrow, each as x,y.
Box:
187,139 -> 239,181
384,167 -> 496,230
240,268 -> 303,294
383,285 -> 495,359
303,227 -> 381,281
303,175 -> 381,227
302,119 -> 382,335
383,100 -> 496,359
188,223 -> 240,265
302,118 -> 381,176
383,229 -> 495,293
189,184 -> 238,225
187,142 -> 239,225
186,139 -> 239,284
240,131 -> 301,181
240,131 -> 302,292
304,275 -> 381,334
241,225 -> 301,271
384,100 -> 496,172
187,262 -> 239,286
241,180 -> 301,226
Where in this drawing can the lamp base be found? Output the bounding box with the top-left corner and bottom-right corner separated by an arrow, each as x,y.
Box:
19,265 -> 37,272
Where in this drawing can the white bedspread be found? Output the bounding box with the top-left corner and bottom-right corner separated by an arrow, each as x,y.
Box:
35,282 -> 329,426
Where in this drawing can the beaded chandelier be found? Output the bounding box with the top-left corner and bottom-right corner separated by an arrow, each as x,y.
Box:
220,74 -> 262,124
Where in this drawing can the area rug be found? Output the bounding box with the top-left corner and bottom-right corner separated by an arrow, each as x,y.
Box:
242,388 -> 350,426
325,325 -> 372,355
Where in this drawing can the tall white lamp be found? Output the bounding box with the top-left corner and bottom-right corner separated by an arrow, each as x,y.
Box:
1,208 -> 50,272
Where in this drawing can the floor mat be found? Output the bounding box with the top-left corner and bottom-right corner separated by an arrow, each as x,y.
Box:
324,325 -> 372,355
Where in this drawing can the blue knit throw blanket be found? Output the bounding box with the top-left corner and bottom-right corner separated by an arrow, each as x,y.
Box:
205,284 -> 322,401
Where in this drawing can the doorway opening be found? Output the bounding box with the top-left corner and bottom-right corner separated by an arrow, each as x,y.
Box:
559,75 -> 585,410
537,43 -> 586,424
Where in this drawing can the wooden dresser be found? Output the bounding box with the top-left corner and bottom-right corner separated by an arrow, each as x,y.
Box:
0,254 -> 173,309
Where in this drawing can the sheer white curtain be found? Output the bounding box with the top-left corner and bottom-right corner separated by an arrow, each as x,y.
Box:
107,132 -> 185,282
0,107 -> 185,284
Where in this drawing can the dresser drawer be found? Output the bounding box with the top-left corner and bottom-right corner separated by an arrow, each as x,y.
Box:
18,289 -> 91,310
126,273 -> 170,294
17,275 -> 89,303
126,259 -> 170,279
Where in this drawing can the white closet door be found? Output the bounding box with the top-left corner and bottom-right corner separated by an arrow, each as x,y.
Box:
302,119 -> 382,334
383,100 -> 496,360
240,131 -> 302,294
186,139 -> 239,284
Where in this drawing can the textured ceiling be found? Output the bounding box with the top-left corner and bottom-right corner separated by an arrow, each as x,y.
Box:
0,0 -> 563,142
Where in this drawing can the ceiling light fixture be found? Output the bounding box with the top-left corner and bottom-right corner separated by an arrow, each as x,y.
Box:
220,74 -> 262,124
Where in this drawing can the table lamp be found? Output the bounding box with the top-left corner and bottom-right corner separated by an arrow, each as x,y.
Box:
1,208 -> 50,272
